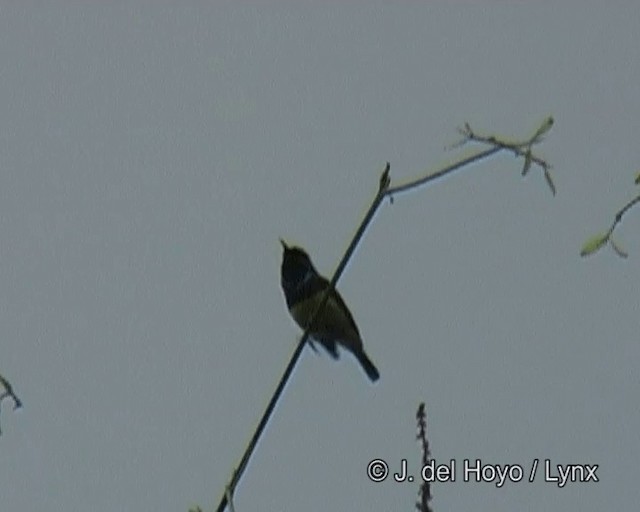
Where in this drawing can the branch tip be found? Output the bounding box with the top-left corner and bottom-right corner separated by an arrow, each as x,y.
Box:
379,163 -> 391,193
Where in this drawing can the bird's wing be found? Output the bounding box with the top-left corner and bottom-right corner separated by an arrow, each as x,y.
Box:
316,276 -> 361,337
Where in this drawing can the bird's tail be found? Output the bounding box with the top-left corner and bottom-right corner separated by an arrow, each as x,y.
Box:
355,350 -> 380,382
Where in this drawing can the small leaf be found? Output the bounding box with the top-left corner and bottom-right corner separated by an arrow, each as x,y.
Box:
580,233 -> 609,257
609,238 -> 628,258
544,168 -> 556,196
531,116 -> 554,143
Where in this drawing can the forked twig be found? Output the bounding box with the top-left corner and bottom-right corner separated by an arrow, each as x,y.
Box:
581,175 -> 640,258
0,373 -> 22,435
389,117 -> 555,198
213,118 -> 554,512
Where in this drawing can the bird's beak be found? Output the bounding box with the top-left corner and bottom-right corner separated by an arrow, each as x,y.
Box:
279,239 -> 288,250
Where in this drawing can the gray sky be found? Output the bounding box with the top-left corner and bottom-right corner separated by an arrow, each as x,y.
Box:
1,4 -> 638,511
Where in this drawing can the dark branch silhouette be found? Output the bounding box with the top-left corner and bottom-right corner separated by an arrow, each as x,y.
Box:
0,373 -> 22,435
213,119 -> 554,512
581,174 -> 640,258
415,403 -> 432,512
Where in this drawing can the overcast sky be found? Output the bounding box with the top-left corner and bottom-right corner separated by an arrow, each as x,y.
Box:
1,4 -> 638,511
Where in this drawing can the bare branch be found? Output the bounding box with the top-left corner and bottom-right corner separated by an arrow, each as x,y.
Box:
215,163 -> 391,512
389,118 -> 555,198
415,403 -> 432,512
214,118 -> 554,511
581,193 -> 640,258
0,373 -> 22,435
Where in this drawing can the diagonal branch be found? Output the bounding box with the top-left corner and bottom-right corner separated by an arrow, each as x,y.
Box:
215,164 -> 391,512
388,117 -> 555,198
213,118 -> 554,511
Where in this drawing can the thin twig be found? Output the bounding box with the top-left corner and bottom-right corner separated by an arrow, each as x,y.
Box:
388,117 -> 554,198
214,119 -> 553,511
387,146 -> 501,196
415,403 -> 432,512
215,164 -> 391,512
612,194 -> 640,231
603,194 -> 640,258
581,192 -> 640,258
0,373 -> 22,435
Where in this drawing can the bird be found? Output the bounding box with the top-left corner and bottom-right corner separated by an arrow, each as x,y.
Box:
279,239 -> 380,382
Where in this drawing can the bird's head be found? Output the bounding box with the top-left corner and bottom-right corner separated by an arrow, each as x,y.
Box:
280,239 -> 318,288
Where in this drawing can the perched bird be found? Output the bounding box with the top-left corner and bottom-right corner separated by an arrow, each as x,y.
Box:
280,240 -> 380,382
